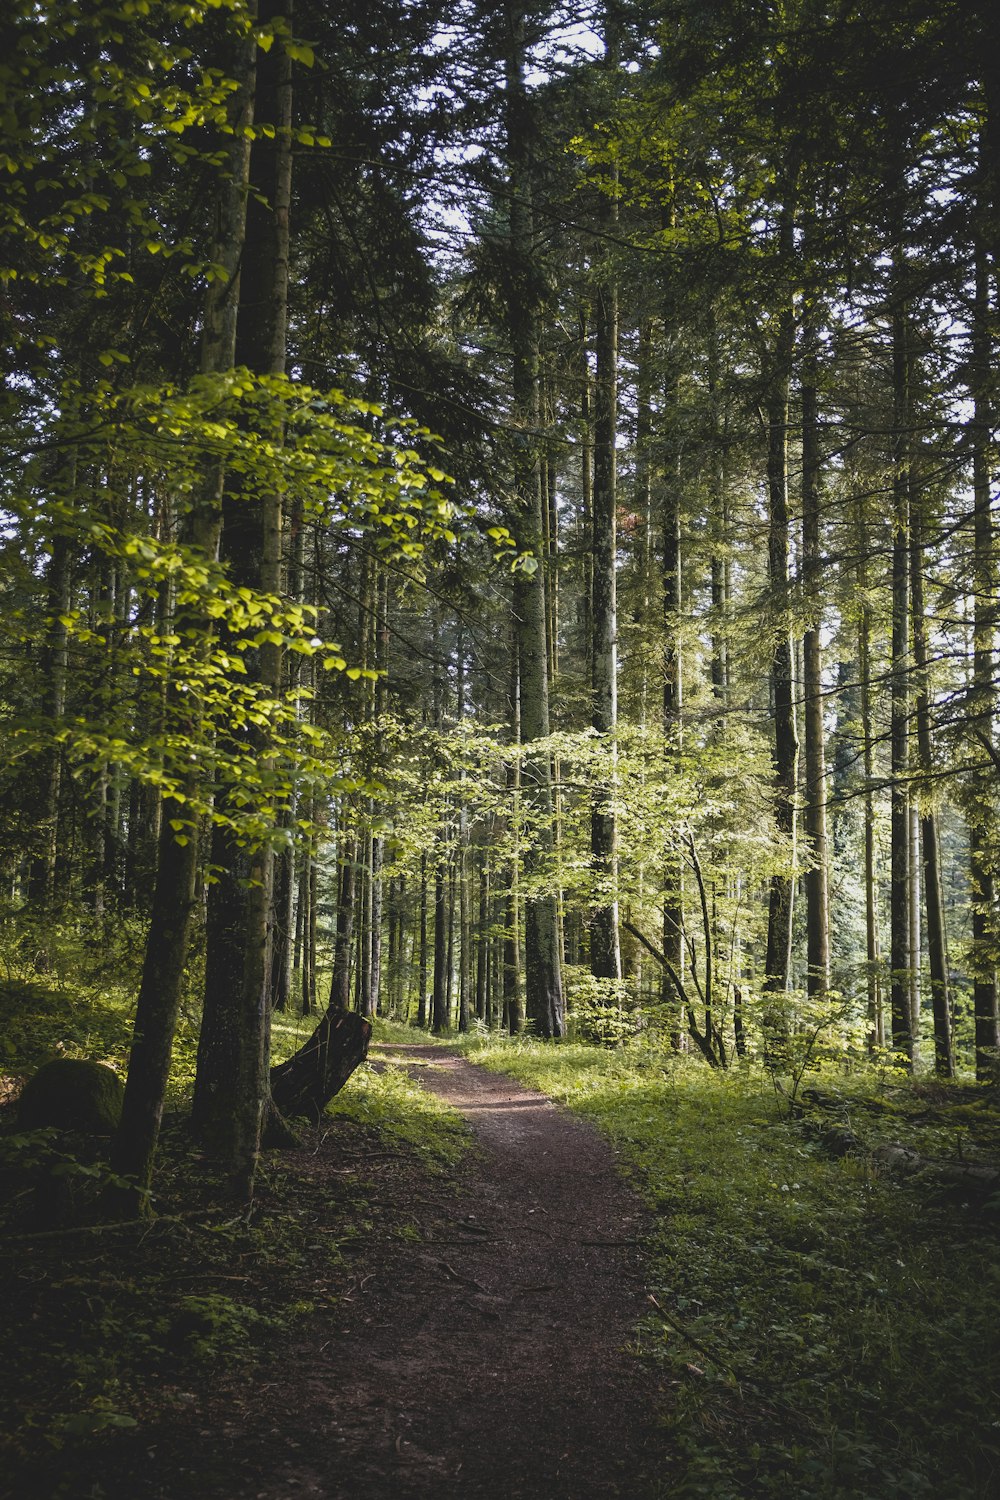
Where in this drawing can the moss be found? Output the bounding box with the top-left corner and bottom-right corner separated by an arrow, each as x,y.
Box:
17,1058 -> 124,1135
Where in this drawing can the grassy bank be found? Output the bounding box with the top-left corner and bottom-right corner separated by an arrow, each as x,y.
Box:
456,1033 -> 1000,1499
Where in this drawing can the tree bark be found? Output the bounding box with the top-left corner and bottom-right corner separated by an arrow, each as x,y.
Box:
969,223 -> 1000,1077
800,317 -> 831,998
269,1008 -> 371,1123
330,827 -> 358,1012
857,499 -> 883,1050
504,1 -> 563,1038
909,474 -> 954,1076
432,843 -> 450,1033
193,11 -> 293,1194
589,24 -> 621,984
762,280 -> 798,1016
109,30 -> 255,1212
661,364 -> 684,1017
889,288 -> 914,1066
28,521 -> 72,908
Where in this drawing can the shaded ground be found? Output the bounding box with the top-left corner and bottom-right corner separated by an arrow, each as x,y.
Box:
6,1043 -> 667,1500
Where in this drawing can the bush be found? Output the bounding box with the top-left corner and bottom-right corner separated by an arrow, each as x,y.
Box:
564,967 -> 641,1046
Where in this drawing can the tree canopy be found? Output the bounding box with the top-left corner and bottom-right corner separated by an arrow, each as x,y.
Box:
1,0 -> 998,1194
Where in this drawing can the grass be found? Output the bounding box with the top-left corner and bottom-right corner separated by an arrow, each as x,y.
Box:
455,1032 -> 1000,1500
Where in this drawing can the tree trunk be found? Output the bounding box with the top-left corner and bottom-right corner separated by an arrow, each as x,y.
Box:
269,1008 -> 372,1123
857,500 -> 883,1050
661,365 -> 684,1018
271,840 -> 294,1014
589,42 -> 621,982
708,319 -> 729,703
504,1 -> 563,1038
193,13 -> 293,1195
476,864 -> 490,1023
969,224 -> 1000,1077
330,828 -> 358,1012
762,289 -> 798,1016
889,289 -> 914,1066
800,317 -> 830,998
109,34 -> 255,1213
27,521 -> 72,907
418,852 -> 429,1029
432,845 -> 450,1033
909,474 -> 954,1077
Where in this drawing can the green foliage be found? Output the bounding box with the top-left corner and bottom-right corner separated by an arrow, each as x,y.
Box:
0,909 -> 203,1098
564,967 -> 641,1046
159,1291 -> 281,1363
457,1033 -> 1000,1498
3,369 -> 469,856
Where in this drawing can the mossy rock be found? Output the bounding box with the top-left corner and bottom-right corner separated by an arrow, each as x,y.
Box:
17,1058 -> 124,1135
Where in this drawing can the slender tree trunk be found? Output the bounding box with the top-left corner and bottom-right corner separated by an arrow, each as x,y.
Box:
970,225 -> 1000,1076
579,305 -> 594,668
590,269 -> 621,981
589,28 -> 621,983
330,829 -> 358,1011
909,476 -> 954,1077
762,290 -> 798,1015
306,850 -> 318,1014
293,844 -> 306,1010
889,289 -> 914,1066
271,840 -> 294,1014
857,500 -> 883,1050
28,521 -> 72,906
418,852 -> 429,1029
476,864 -> 490,1023
504,2 -> 563,1038
800,317 -> 831,998
908,799 -> 922,1043
432,845 -> 450,1033
708,320 -> 729,703
358,828 -> 374,1017
109,35 -> 255,1211
661,367 -> 684,1019
457,815 -> 472,1032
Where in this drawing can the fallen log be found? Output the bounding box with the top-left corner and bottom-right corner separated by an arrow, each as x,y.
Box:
269,1007 -> 372,1124
797,1105 -> 1000,1201
867,1141 -> 1000,1197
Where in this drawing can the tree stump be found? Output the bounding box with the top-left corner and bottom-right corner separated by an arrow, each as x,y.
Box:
269,1008 -> 371,1123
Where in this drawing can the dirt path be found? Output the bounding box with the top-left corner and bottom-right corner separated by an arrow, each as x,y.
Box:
101,1044 -> 667,1500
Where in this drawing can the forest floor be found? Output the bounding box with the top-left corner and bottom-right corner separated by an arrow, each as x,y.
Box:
4,1017 -> 1000,1499
1,1041 -> 669,1500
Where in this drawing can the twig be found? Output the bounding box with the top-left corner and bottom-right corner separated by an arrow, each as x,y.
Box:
579,1238 -> 640,1247
436,1258 -> 489,1294
0,1208 -> 227,1244
646,1294 -> 740,1380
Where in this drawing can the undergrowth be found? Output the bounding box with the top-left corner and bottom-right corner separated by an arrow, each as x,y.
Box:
3,920 -> 995,1499
0,980 -> 469,1495
456,1033 -> 1000,1500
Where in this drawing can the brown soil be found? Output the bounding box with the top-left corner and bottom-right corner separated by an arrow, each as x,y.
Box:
11,1044 -> 669,1500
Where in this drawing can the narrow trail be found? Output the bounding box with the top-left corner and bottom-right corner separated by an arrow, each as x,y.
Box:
104,1044 -> 667,1500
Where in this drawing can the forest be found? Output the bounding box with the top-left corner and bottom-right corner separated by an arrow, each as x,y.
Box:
1,0 -> 999,1496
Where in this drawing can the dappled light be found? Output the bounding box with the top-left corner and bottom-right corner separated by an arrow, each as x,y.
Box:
2,0 -> 999,1493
